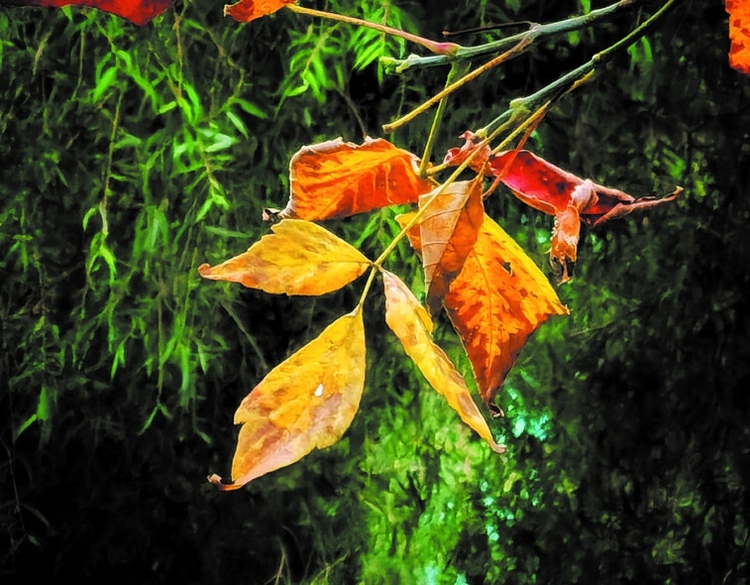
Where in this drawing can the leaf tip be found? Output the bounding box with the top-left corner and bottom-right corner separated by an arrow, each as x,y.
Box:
490,442 -> 507,454
198,263 -> 213,278
207,473 -> 242,491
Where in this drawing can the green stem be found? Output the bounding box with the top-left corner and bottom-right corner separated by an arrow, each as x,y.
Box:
418,62 -> 469,175
482,0 -> 676,136
383,37 -> 531,134
286,4 -> 460,55
382,0 -> 637,73
356,266 -> 378,311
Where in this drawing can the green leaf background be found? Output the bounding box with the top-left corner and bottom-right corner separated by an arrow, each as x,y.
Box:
1,0 -> 748,583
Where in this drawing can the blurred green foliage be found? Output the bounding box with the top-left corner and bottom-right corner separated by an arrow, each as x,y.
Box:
1,0 -> 749,583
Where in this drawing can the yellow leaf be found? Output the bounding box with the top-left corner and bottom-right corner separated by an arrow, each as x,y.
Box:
198,219 -> 370,296
209,310 -> 366,490
382,269 -> 505,453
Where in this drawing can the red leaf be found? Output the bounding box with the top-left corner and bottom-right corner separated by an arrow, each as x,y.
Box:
223,0 -> 296,23
442,131 -> 491,173
727,0 -> 750,75
2,0 -> 173,25
443,147 -> 681,281
489,150 -> 681,226
488,150 -> 581,216
278,137 -> 434,221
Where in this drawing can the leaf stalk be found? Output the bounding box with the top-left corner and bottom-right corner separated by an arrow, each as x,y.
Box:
286,4 -> 460,55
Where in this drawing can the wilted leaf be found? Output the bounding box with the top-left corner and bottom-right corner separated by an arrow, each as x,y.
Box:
0,0 -> 173,24
418,175 -> 484,315
727,0 -> 750,75
398,212 -> 568,408
488,150 -> 680,226
198,219 -> 370,295
443,147 -> 680,281
209,310 -> 366,490
442,130 -> 491,172
224,0 -> 295,23
382,270 -> 505,453
278,137 -> 434,221
488,150 -> 575,215
551,203 -> 582,283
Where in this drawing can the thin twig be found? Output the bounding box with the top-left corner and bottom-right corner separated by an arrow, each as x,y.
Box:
382,0 -> 637,73
418,61 -> 470,175
481,0 -> 676,136
286,4 -> 460,55
383,36 -> 531,134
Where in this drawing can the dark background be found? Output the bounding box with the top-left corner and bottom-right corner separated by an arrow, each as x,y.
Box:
2,0 -> 749,582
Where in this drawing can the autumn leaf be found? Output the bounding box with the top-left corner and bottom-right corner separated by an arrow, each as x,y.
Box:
208,310 -> 366,490
490,150 -> 681,227
0,0 -> 173,24
382,270 -> 505,453
727,0 -> 750,75
277,137 -> 434,221
398,212 -> 568,409
198,219 -> 370,295
418,175 -> 484,316
224,0 -> 295,23
442,130 -> 492,173
444,144 -> 680,282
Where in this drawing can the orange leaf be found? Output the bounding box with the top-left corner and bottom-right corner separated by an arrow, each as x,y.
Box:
398,212 -> 568,409
224,0 -> 295,23
2,0 -> 173,25
382,270 -> 505,453
550,180 -> 595,283
418,175 -> 484,316
279,137 -> 434,221
209,310 -> 366,490
551,205 -> 582,284
727,0 -> 750,75
198,219 -> 370,296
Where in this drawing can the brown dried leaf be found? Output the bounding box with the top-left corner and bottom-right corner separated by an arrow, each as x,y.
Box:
418,175 -> 484,315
